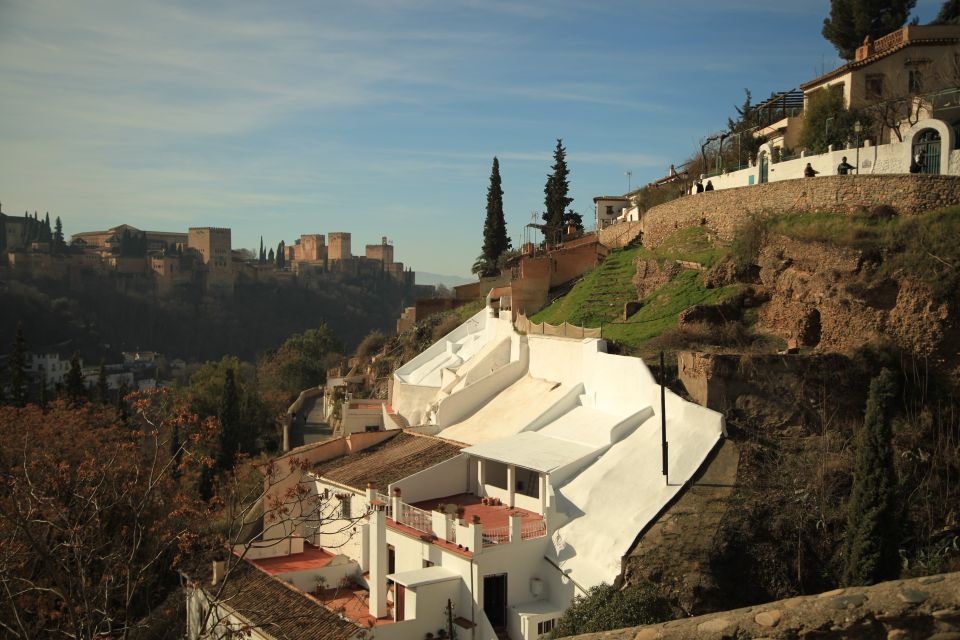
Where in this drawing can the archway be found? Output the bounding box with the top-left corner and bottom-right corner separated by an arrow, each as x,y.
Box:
912,128 -> 941,174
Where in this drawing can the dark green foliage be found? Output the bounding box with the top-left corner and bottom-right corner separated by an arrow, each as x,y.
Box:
96,360 -> 109,405
53,216 -> 65,252
563,209 -> 584,233
822,0 -> 917,60
543,139 -> 573,246
479,157 -> 510,276
217,368 -> 241,469
276,241 -> 286,269
267,247 -> 275,262
8,322 -> 28,407
932,0 -> 960,23
799,86 -> 872,154
64,351 -> 86,406
554,583 -> 671,637
843,368 -> 900,586
259,236 -> 266,263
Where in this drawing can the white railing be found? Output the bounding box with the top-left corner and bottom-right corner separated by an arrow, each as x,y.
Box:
396,502 -> 431,536
482,525 -> 509,547
377,493 -> 392,519
521,520 -> 547,540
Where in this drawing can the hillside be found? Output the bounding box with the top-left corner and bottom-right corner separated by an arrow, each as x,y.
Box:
529,206 -> 960,614
0,269 -> 416,362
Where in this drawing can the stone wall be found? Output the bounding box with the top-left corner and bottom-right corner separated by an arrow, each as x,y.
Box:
641,175 -> 960,249
575,571 -> 960,640
599,220 -> 644,249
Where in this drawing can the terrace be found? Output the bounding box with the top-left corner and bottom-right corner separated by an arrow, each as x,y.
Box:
383,491 -> 547,554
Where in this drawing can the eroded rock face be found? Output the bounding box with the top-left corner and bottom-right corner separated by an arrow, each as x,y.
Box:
634,259 -> 681,299
756,235 -> 953,359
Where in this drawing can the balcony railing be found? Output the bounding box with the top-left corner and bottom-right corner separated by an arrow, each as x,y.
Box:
482,525 -> 510,547
521,520 -> 547,540
395,501 -> 431,536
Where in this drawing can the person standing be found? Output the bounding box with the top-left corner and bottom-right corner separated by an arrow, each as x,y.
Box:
804,163 -> 819,178
695,180 -> 704,193
837,157 -> 854,175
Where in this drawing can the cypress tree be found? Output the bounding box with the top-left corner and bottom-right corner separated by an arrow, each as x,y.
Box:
96,360 -> 109,405
217,368 -> 241,469
267,247 -> 275,263
276,241 -> 286,269
543,139 -> 573,247
8,322 -> 28,407
259,237 -> 266,263
480,157 -> 510,275
54,216 -> 65,252
64,352 -> 86,406
843,368 -> 900,586
823,0 -> 917,60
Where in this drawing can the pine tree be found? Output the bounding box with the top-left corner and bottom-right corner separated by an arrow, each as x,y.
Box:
823,0 -> 917,60
217,368 -> 241,469
53,216 -> 65,252
96,360 -> 109,405
479,157 -> 510,276
8,323 -> 28,407
267,247 -> 275,263
932,0 -> 960,24
64,352 -> 86,406
543,139 -> 573,247
843,368 -> 900,586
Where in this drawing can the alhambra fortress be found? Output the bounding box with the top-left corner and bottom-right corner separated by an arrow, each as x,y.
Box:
0,218 -> 414,295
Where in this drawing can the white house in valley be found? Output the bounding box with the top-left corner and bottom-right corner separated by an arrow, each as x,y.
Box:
189,302 -> 724,640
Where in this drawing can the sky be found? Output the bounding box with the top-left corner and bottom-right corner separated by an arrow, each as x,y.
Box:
0,0 -> 946,277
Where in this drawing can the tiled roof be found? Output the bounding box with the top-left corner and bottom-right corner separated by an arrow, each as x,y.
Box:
211,561 -> 362,640
313,431 -> 464,490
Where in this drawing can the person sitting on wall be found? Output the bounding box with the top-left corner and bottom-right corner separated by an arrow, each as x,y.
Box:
804,163 -> 819,178
704,180 -> 714,191
837,157 -> 855,175
909,152 -> 924,174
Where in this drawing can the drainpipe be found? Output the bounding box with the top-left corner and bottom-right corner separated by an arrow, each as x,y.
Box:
369,503 -> 387,619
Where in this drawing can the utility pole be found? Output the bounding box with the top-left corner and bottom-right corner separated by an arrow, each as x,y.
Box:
660,351 -> 668,483
625,170 -> 632,193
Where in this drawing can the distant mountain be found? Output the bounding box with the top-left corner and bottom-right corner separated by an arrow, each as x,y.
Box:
415,272 -> 474,288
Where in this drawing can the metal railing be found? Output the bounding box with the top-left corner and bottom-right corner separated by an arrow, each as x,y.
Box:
521,520 -> 547,540
482,525 -> 510,547
396,501 -> 431,536
377,493 -> 392,519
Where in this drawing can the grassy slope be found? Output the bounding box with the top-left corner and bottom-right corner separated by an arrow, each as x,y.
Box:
531,227 -> 741,350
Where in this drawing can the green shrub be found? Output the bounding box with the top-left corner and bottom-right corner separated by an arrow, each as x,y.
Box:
553,582 -> 671,637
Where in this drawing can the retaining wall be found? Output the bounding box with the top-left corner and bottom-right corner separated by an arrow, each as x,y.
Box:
641,174 -> 960,249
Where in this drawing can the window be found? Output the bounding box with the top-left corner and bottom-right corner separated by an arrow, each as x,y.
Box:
340,496 -> 352,519
865,74 -> 884,99
605,205 -> 614,216
537,619 -> 555,636
908,69 -> 923,94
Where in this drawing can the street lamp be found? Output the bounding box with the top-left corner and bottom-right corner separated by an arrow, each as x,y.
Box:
854,120 -> 863,174
625,171 -> 632,193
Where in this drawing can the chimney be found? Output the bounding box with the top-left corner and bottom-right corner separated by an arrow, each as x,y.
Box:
211,560 -> 227,585
368,504 -> 388,618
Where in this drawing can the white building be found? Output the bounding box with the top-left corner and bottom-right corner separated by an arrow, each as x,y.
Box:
593,196 -> 630,230
26,353 -> 74,385
194,303 -> 724,640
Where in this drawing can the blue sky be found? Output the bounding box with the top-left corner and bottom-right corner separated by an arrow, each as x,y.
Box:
0,0 -> 944,277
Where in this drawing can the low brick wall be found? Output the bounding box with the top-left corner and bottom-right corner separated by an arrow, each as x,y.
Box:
575,571 -> 960,640
641,174 -> 960,249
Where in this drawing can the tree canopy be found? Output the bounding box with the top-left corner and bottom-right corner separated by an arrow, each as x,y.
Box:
932,0 -> 960,24
257,324 -> 343,413
554,582 -> 671,637
477,157 -> 510,277
798,86 -> 871,154
843,368 -> 900,586
543,139 -> 573,246
822,0 -> 917,60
